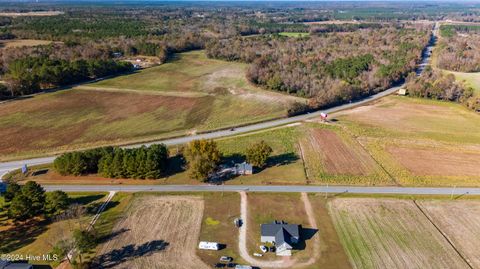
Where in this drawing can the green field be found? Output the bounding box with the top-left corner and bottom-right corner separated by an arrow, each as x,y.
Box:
0,51 -> 299,161
445,70 -> 480,96
278,32 -> 310,38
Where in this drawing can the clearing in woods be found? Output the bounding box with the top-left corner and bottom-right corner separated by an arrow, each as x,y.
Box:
418,200 -> 480,268
329,198 -> 470,269
0,51 -> 296,161
0,39 -> 58,48
93,195 -> 208,269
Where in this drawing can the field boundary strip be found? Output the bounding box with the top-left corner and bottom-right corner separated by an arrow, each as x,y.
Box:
413,200 -> 473,269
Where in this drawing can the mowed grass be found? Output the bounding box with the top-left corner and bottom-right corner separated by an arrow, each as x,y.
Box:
0,51 -> 296,161
335,96 -> 480,186
446,70 -> 480,96
329,198 -> 470,269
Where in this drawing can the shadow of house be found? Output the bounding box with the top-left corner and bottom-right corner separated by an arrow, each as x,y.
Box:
295,227 -> 318,251
90,240 -> 169,269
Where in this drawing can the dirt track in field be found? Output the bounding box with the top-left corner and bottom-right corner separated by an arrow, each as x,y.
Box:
304,129 -> 375,175
94,196 -> 209,269
418,200 -> 480,268
329,198 -> 469,269
387,146 -> 480,176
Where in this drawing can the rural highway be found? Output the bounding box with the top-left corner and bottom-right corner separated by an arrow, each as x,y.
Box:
42,184 -> 480,196
0,82 -> 403,179
0,23 -> 438,182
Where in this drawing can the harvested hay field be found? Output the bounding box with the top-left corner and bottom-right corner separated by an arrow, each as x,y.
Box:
329,198 -> 469,269
0,39 -> 56,48
337,96 -> 480,144
418,200 -> 480,268
299,126 -> 391,185
0,51 -> 295,160
387,146 -> 480,176
301,128 -> 376,176
93,195 -> 208,269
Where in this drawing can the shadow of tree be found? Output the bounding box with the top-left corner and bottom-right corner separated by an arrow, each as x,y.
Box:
90,240 -> 169,268
97,228 -> 130,244
266,152 -> 299,167
70,194 -> 105,206
164,154 -> 186,177
0,219 -> 49,252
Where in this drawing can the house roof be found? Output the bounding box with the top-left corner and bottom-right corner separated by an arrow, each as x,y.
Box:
0,261 -> 32,269
261,220 -> 300,245
235,162 -> 252,171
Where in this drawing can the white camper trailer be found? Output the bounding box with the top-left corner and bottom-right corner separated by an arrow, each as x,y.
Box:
198,241 -> 220,250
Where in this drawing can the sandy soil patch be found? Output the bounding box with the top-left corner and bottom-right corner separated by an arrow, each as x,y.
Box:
329,198 -> 469,269
302,129 -> 376,176
93,195 -> 209,269
387,146 -> 480,176
418,200 -> 480,268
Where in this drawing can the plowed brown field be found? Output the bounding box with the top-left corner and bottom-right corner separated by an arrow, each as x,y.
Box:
302,129 -> 376,176
93,195 -> 209,269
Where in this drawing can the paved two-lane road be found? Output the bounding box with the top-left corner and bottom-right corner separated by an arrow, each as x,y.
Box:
42,184 -> 480,196
0,22 -> 438,180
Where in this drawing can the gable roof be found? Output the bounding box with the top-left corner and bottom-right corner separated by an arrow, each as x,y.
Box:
261,220 -> 300,245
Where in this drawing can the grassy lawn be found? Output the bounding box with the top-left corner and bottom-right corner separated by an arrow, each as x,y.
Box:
445,70 -> 480,96
278,32 -> 310,38
0,51 -> 298,161
196,192 -> 246,266
4,192 -> 107,267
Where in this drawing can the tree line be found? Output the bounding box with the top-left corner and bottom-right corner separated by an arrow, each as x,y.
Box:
53,140 -> 273,182
405,68 -> 480,112
54,145 -> 169,179
3,56 -> 133,98
3,181 -> 69,221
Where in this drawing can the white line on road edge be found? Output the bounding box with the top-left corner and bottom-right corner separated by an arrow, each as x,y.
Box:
65,191 -> 116,262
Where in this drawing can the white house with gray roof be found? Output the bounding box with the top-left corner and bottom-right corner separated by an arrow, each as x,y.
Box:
260,220 -> 301,256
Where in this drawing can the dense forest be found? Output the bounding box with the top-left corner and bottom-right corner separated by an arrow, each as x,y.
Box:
1,2 -> 477,108
405,68 -> 480,111
437,26 -> 480,72
207,25 -> 429,108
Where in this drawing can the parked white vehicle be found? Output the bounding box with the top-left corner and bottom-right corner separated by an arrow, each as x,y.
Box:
260,245 -> 268,253
253,253 -> 263,257
198,241 -> 220,250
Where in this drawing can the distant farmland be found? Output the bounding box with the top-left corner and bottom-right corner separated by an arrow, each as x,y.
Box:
0,51 -> 298,160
